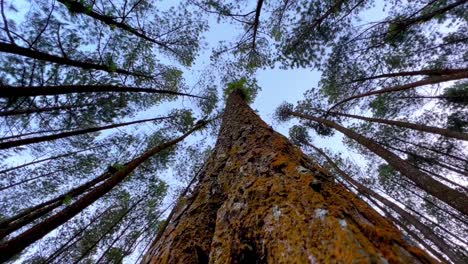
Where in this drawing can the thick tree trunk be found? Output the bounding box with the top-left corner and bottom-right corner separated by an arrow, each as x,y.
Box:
290,111 -> 468,216
144,90 -> 436,263
327,110 -> 468,141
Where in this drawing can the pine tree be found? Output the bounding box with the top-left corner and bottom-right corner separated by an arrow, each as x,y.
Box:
143,89 -> 436,263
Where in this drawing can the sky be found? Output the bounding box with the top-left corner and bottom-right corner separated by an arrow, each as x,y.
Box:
6,0 -> 463,263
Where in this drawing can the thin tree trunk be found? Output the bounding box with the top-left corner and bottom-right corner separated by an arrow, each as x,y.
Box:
0,42 -> 151,78
307,143 -> 465,263
56,0 -> 179,56
0,104 -> 93,116
72,198 -> 144,264
348,68 -> 468,83
289,111 -> 468,215
327,110 -> 468,141
43,206 -> 114,264
0,123 -> 204,262
377,140 -> 468,180
0,169 -> 113,238
327,70 -> 468,112
0,144 -> 104,174
0,116 -> 172,150
0,168 -> 68,191
0,85 -> 206,99
0,128 -> 67,141
366,197 -> 450,263
143,90 -> 436,263
392,137 -> 468,163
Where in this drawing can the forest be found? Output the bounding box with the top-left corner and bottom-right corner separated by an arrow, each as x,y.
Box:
0,0 -> 467,263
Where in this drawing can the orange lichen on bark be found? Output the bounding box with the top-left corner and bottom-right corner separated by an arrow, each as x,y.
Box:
144,90 -> 438,264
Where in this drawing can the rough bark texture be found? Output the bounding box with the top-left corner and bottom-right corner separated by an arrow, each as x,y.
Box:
144,90 -> 436,263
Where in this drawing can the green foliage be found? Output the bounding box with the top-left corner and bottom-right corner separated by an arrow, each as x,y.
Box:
62,195 -> 73,206
104,247 -> 125,263
223,77 -> 260,104
443,81 -> 468,107
165,109 -> 196,133
289,125 -> 310,147
111,163 -> 127,171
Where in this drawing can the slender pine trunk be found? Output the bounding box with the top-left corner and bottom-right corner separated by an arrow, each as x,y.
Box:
0,42 -> 151,78
289,111 -> 468,216
307,142 -> 465,264
0,169 -> 113,238
327,110 -> 468,141
0,124 -> 203,262
0,85 -> 205,99
0,116 -> 171,150
0,145 -> 103,174
328,70 -> 468,112
0,104 -> 93,116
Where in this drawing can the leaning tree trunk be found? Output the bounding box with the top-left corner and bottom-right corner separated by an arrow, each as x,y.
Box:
143,90 -> 436,263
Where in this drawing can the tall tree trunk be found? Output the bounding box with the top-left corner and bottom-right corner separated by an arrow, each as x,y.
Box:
0,168 -> 113,238
0,123 -> 203,262
56,0 -> 178,55
348,68 -> 468,83
0,42 -> 151,78
289,110 -> 468,216
0,85 -> 205,99
0,116 -> 171,150
326,110 -> 468,141
143,90 -> 436,263
0,104 -> 93,116
391,136 -> 468,163
0,144 -> 103,174
306,142 -> 465,264
327,70 -> 468,112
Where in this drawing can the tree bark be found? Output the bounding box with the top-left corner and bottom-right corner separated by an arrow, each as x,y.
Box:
0,116 -> 171,150
326,110 -> 468,141
0,123 -> 203,262
307,142 -> 465,264
289,111 -> 468,216
143,90 -> 436,263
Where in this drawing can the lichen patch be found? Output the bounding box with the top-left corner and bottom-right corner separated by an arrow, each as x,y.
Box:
314,208 -> 328,220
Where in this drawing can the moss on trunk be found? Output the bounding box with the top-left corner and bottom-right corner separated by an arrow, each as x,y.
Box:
144,90 -> 437,263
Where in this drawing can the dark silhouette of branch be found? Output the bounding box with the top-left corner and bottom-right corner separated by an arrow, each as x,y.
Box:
0,116 -> 172,150
0,85 -> 207,99
327,70 -> 468,112
0,42 -> 152,78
